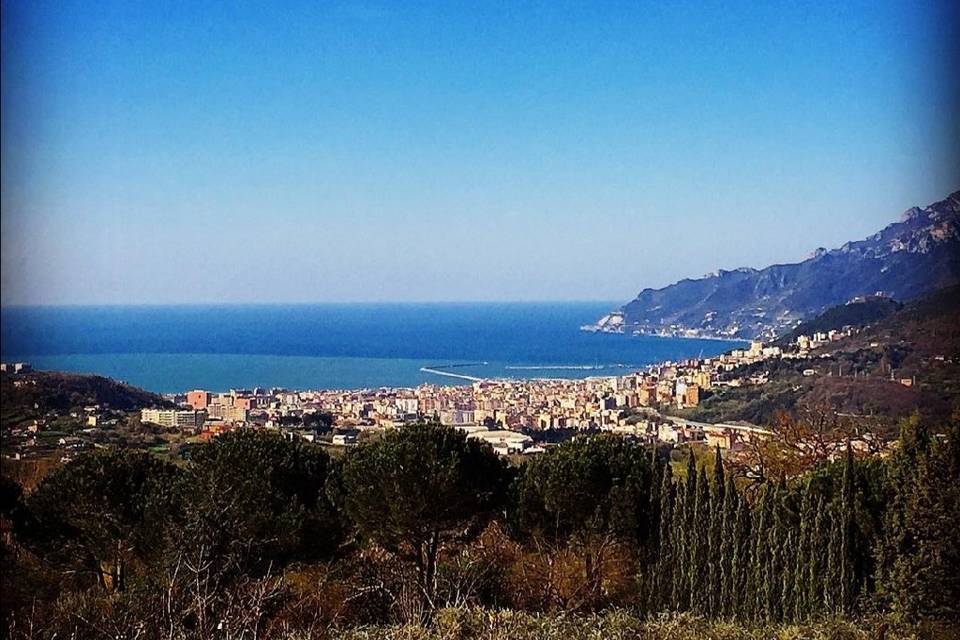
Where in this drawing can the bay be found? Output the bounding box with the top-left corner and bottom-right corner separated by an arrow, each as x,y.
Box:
1,303 -> 742,392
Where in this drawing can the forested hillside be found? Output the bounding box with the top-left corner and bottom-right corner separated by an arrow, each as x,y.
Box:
1,371 -> 172,428
674,285 -> 960,427
2,421 -> 957,638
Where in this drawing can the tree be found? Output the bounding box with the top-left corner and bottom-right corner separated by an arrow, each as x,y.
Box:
0,475 -> 25,562
302,411 -> 335,431
690,466 -> 710,613
718,474 -> 737,618
173,430 -> 342,636
330,423 -> 510,617
877,412 -> 960,622
807,496 -> 828,613
651,463 -> 675,611
838,443 -> 856,615
182,430 -> 341,576
750,486 -> 774,621
729,407 -> 858,487
510,434 -> 654,610
19,449 -> 180,591
792,486 -> 813,620
731,495 -> 752,620
675,449 -> 698,611
707,446 -> 725,616
643,448 -> 663,610
671,480 -> 687,610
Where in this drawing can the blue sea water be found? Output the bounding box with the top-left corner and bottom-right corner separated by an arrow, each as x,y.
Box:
0,303 -> 742,393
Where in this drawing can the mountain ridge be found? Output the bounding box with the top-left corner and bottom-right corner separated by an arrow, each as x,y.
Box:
587,191 -> 960,340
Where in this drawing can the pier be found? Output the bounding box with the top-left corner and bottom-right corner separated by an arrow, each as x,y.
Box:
420,366 -> 485,382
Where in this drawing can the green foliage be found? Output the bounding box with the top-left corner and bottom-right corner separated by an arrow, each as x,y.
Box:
3,411 -> 959,636
181,429 -> 342,576
17,448 -> 180,591
510,435 -> 654,549
1,371 -> 172,428
876,412 -> 960,622
330,423 -> 510,613
510,435 -> 656,609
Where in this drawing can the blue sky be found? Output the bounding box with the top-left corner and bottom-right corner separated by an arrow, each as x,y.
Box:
1,0 -> 957,305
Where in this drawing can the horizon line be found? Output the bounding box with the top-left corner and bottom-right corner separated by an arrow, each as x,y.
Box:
0,298 -> 625,310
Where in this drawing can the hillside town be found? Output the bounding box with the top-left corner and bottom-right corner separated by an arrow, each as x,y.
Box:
4,314 -> 911,468
136,330 -> 862,455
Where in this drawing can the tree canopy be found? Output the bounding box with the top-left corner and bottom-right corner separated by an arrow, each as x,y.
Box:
18,449 -> 180,591
329,422 -> 510,612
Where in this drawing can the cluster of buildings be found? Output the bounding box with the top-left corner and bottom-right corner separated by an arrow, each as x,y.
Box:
0,362 -> 32,374
137,339 -> 799,455
793,328 -> 856,355
3,324 -> 884,463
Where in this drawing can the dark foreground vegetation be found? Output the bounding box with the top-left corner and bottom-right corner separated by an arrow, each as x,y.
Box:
1,417 -> 958,639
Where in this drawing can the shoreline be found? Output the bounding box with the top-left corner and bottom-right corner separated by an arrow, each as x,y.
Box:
581,325 -> 751,343
5,334 -> 743,394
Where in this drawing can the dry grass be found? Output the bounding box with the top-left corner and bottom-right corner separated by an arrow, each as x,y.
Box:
328,608 -> 947,640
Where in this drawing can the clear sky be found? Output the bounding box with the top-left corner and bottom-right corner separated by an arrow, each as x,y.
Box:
1,0 -> 958,305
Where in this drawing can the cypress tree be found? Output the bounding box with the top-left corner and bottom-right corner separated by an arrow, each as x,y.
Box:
654,463 -> 674,611
731,496 -> 752,620
780,529 -> 796,623
718,474 -> 737,618
793,486 -> 814,621
645,450 -> 663,612
671,481 -> 687,610
807,496 -> 827,615
875,415 -> 930,613
751,486 -> 774,622
764,524 -> 780,621
826,503 -> 842,612
675,450 -> 698,612
690,466 -> 710,613
712,445 -> 726,501
708,445 -> 725,617
839,443 -> 856,615
685,448 -> 697,503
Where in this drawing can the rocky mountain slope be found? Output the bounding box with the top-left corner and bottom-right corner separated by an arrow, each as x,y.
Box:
588,191 -> 960,339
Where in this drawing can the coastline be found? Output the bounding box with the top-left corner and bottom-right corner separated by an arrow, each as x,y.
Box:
581,325 -> 750,343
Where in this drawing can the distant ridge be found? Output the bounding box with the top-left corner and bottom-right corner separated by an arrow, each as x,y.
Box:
587,191 -> 960,340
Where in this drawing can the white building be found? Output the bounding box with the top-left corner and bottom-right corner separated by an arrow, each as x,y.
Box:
464,429 -> 534,455
140,409 -> 204,429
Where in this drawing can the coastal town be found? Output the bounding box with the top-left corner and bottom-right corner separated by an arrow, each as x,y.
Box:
0,329 -> 858,462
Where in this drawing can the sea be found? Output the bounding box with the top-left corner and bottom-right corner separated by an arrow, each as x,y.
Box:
0,303 -> 743,393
